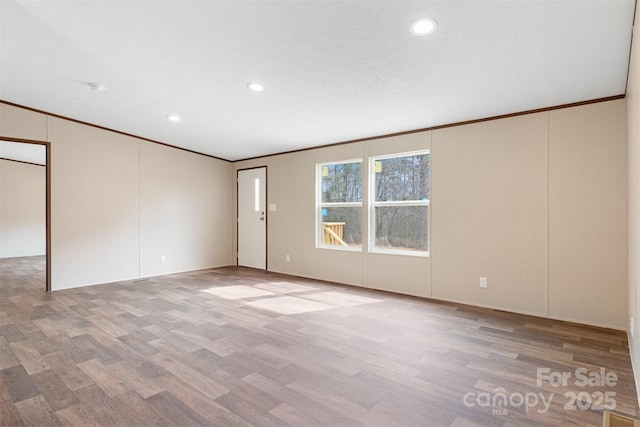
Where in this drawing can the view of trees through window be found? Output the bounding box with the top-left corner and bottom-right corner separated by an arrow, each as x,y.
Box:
317,152 -> 429,253
319,162 -> 362,247
372,153 -> 429,252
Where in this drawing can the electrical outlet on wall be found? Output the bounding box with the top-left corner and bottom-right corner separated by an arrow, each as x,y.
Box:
286,254 -> 291,262
480,277 -> 488,288
160,255 -> 166,263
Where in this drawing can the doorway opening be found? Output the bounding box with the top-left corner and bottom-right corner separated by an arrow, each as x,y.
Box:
0,137 -> 51,292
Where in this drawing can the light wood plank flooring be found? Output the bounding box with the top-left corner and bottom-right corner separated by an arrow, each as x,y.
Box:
0,256 -> 638,426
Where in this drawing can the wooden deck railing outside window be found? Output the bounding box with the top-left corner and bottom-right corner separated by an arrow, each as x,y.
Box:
322,222 -> 347,247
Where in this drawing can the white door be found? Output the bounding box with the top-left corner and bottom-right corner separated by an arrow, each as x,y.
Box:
237,167 -> 267,269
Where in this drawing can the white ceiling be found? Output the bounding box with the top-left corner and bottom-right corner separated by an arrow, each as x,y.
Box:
0,1 -> 635,161
0,141 -> 46,165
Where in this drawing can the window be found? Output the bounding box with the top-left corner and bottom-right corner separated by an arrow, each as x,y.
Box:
370,151 -> 429,255
317,160 -> 362,250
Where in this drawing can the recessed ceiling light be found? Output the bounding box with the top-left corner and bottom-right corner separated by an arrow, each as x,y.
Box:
88,82 -> 106,92
410,18 -> 437,36
167,115 -> 181,122
247,82 -> 264,92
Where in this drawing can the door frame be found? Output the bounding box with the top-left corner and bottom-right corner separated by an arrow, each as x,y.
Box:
236,165 -> 268,270
0,136 -> 51,292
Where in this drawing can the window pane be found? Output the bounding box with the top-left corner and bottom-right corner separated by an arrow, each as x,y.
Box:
254,178 -> 260,211
320,206 -> 362,247
321,162 -> 362,203
374,154 -> 429,202
374,206 -> 428,251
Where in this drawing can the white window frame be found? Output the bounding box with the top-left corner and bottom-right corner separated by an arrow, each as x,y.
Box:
369,150 -> 430,257
316,159 -> 363,251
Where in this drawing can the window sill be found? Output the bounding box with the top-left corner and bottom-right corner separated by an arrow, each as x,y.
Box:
317,245 -> 363,252
369,248 -> 429,258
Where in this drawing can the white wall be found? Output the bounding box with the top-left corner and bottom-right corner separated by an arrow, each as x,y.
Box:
549,102 -> 627,328
48,117 -> 140,288
0,159 -> 46,258
431,113 -> 549,316
139,141 -> 232,277
0,104 -> 233,290
235,99 -> 628,330
626,2 -> 640,407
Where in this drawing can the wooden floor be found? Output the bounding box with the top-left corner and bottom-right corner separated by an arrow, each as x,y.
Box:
0,256 -> 638,427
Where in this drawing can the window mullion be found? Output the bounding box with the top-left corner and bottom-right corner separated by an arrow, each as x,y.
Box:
373,200 -> 429,207
320,202 -> 362,208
